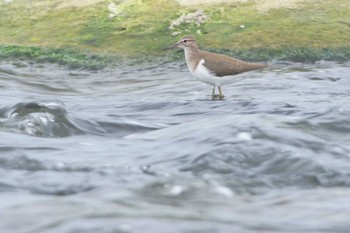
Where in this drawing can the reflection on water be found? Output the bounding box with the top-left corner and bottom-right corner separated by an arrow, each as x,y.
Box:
1,60 -> 350,233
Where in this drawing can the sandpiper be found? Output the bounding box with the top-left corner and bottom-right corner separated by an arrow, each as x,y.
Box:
163,36 -> 267,99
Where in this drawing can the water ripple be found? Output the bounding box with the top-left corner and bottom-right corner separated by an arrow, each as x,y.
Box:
0,101 -> 87,137
0,101 -> 160,137
1,61 -> 350,233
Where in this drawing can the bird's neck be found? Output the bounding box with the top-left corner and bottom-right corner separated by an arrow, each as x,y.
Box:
184,46 -> 200,73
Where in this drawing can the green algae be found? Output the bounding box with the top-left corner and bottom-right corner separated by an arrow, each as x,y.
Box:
211,47 -> 350,63
0,0 -> 349,66
0,45 -> 115,69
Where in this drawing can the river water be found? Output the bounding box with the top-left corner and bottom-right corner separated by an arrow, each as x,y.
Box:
1,59 -> 350,233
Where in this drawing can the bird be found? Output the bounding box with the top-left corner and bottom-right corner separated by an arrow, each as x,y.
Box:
163,35 -> 267,99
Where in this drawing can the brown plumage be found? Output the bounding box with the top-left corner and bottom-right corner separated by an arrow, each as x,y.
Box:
200,51 -> 267,77
185,50 -> 266,77
163,35 -> 267,99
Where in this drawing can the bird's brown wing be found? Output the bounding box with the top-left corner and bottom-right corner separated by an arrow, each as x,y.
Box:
200,51 -> 267,77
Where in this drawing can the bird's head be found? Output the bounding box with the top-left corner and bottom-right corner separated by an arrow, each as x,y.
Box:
163,36 -> 197,50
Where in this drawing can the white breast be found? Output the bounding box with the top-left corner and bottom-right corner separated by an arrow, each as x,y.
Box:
193,59 -> 220,86
193,59 -> 226,86
192,59 -> 244,86
184,51 -> 242,86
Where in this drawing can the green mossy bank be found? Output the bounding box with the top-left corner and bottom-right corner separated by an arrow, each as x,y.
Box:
1,0 -> 350,68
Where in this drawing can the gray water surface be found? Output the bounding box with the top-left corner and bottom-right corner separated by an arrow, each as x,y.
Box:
1,60 -> 350,233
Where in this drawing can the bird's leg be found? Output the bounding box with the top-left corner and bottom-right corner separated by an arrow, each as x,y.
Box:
218,86 -> 224,100
211,85 -> 217,99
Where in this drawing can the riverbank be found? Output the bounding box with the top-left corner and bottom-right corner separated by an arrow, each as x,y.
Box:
1,0 -> 349,68
1,45 -> 350,70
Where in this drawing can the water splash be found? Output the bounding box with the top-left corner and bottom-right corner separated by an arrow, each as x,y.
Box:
0,101 -> 86,137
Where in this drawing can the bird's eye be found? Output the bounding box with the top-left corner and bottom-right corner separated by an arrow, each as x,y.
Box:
183,39 -> 188,43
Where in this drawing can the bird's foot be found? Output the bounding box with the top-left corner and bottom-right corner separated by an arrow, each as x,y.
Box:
211,94 -> 224,100
211,94 -> 219,100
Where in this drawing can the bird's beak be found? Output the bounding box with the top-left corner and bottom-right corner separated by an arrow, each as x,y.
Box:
162,41 -> 180,50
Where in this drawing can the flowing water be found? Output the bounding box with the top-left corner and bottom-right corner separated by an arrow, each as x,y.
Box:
1,59 -> 350,233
